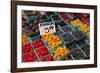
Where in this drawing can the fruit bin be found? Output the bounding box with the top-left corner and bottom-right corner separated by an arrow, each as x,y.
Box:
22,41 -> 53,62
60,32 -> 75,45
55,27 -> 64,36
57,21 -> 73,33
71,30 -> 86,42
51,14 -> 62,23
66,44 -> 87,60
41,54 -> 54,61
22,51 -> 39,62
80,43 -> 90,59
53,45 -> 72,60
59,12 -> 73,24
22,11 -> 90,62
39,14 -> 52,22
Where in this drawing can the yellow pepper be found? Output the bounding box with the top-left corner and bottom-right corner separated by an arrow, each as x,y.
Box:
71,19 -> 81,27
80,24 -> 90,32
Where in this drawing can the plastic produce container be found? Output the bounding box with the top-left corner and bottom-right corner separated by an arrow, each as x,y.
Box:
61,32 -> 75,45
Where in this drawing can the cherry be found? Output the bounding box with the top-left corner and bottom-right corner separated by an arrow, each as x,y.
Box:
23,52 -> 38,62
36,47 -> 50,58
32,40 -> 45,49
42,55 -> 54,61
22,43 -> 34,54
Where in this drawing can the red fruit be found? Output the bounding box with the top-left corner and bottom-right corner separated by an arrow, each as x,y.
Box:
29,52 -> 33,56
32,40 -> 45,49
36,47 -> 50,58
82,18 -> 90,26
66,19 -> 72,23
33,55 -> 37,60
41,42 -> 44,46
42,55 -> 54,61
39,42 -> 42,46
22,43 -> 34,54
22,52 -> 38,62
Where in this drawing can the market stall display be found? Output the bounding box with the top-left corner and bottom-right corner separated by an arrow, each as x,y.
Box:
22,11 -> 90,62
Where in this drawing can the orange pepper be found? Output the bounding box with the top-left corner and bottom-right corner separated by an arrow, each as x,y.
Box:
55,46 -> 69,57
22,32 -> 29,46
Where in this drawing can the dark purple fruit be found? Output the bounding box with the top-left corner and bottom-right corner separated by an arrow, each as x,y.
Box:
61,33 -> 74,43
72,30 -> 84,40
71,49 -> 85,60
81,44 -> 90,57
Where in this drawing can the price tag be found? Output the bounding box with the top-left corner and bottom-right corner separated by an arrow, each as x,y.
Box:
38,22 -> 56,35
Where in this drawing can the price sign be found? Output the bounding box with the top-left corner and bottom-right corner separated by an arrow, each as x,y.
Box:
38,22 -> 56,35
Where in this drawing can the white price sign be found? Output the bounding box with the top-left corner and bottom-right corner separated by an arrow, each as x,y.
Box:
38,22 -> 56,35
